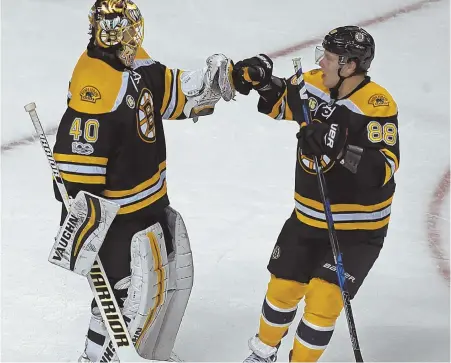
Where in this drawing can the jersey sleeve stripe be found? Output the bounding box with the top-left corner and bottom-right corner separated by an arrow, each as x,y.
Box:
54,153 -> 108,165
380,148 -> 399,186
162,69 -> 178,119
268,89 -> 287,119
169,70 -> 186,119
160,68 -> 173,115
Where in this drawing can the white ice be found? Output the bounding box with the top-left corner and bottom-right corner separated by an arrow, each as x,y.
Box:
1,0 -> 449,362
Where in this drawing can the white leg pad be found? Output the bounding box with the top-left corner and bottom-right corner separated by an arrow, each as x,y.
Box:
83,210 -> 193,362
123,223 -> 170,355
137,206 -> 194,361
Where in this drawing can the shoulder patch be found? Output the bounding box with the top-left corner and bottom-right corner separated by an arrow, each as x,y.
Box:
68,52 -> 125,114
368,93 -> 390,107
80,86 -> 101,103
348,81 -> 397,117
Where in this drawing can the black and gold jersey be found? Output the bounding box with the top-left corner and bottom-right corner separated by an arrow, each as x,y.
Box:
257,69 -> 400,241
53,46 -> 189,221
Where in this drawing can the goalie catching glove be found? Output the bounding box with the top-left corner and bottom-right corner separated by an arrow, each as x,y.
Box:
182,54 -> 235,119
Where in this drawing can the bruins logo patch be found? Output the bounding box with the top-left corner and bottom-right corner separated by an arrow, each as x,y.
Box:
298,148 -> 335,175
137,88 -> 156,143
368,94 -> 389,107
80,86 -> 101,103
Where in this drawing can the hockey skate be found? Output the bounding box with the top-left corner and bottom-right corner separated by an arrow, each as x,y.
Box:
243,335 -> 278,362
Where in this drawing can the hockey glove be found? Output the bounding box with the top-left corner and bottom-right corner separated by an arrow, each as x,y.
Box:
297,122 -> 348,160
232,54 -> 273,95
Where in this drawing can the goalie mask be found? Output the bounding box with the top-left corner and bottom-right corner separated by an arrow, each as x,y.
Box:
89,0 -> 144,67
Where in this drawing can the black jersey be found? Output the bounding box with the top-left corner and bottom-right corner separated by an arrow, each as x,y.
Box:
257,69 -> 400,241
53,46 -> 188,222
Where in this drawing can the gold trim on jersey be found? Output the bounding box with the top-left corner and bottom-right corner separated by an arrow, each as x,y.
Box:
265,88 -> 294,120
133,47 -> 155,69
68,51 -> 127,114
160,68 -> 172,115
54,153 -> 108,165
102,161 -> 167,215
161,69 -> 186,120
380,148 -> 399,186
60,172 -> 106,184
103,161 -> 166,197
294,192 -> 392,230
268,88 -> 287,119
303,69 -> 397,118
55,153 -> 108,185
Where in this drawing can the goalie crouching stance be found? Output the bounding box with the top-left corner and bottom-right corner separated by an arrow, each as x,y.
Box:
51,1 -> 235,361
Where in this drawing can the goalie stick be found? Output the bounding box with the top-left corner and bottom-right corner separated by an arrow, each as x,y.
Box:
24,102 -> 143,362
291,58 -> 364,362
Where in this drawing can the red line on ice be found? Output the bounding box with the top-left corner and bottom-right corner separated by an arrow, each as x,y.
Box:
2,0 -> 442,153
267,0 -> 442,58
427,169 -> 450,284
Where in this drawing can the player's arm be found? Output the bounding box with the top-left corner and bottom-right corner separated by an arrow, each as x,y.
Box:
136,49 -> 234,120
351,113 -> 400,187
52,108 -> 116,201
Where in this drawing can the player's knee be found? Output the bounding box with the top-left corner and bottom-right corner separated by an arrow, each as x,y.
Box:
266,275 -> 307,309
304,278 -> 343,325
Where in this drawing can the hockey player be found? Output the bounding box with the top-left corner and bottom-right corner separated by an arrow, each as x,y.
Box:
231,26 -> 399,362
52,1 -> 234,361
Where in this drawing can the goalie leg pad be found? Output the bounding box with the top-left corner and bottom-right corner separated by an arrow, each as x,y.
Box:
89,212 -> 193,361
49,191 -> 120,276
137,206 -> 194,361
118,222 -> 170,355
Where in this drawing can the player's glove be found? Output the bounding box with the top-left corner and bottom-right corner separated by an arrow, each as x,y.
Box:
232,54 -> 273,95
297,122 -> 348,160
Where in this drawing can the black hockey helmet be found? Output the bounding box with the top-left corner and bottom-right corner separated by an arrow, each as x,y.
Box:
322,26 -> 375,72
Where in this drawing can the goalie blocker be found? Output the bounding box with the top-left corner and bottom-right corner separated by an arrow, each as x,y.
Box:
49,190 -> 119,276
82,206 -> 194,362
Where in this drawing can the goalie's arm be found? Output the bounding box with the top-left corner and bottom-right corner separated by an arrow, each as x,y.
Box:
149,55 -> 234,120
